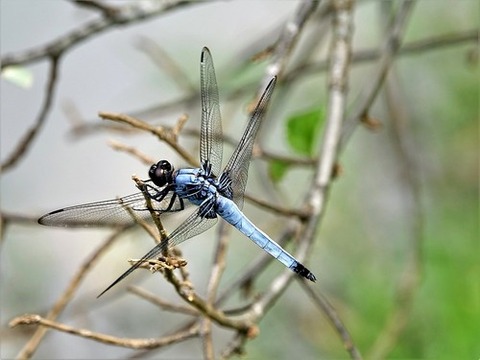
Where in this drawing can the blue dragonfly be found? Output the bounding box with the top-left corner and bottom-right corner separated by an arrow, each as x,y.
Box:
39,47 -> 316,296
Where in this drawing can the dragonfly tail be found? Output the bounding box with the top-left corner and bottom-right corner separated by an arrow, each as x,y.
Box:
291,262 -> 317,282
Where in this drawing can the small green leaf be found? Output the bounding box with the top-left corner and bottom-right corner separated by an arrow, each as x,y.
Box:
268,159 -> 290,183
286,107 -> 324,156
1,66 -> 34,88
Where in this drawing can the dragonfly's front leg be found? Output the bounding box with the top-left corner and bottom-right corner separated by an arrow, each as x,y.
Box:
136,182 -> 185,213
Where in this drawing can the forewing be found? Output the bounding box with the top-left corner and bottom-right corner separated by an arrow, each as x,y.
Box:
38,188 -> 185,227
97,199 -> 217,297
222,77 -> 277,209
200,47 -> 223,176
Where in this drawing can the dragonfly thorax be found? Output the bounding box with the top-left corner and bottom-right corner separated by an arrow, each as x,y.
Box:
149,160 -> 175,187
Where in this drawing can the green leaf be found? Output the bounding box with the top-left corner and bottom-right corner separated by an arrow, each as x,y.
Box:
268,159 -> 290,183
1,66 -> 34,88
286,107 -> 324,156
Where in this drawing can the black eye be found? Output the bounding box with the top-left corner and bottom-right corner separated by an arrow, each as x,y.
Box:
158,160 -> 172,171
149,160 -> 173,186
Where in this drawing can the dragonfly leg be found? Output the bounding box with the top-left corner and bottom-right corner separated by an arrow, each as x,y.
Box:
165,194 -> 184,212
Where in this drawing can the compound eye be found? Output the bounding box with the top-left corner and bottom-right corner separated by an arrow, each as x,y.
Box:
149,160 -> 173,186
158,160 -> 172,171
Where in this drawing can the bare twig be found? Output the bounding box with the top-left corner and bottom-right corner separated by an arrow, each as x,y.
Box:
0,1 -> 196,173
68,29 -> 477,140
135,36 -> 195,93
262,0 -> 320,87
165,270 -> 256,334
108,139 -> 155,165
284,28 -> 478,84
1,57 -> 60,172
15,227 -> 129,359
340,0 -> 417,150
1,1 -> 193,68
202,221 -> 231,359
299,280 -> 362,360
10,314 -> 200,350
215,222 -> 299,305
128,286 -> 199,316
99,111 -> 198,166
72,0 -> 120,17
236,1 -> 362,358
367,6 -> 424,353
287,2 -> 361,358
232,0 -> 356,343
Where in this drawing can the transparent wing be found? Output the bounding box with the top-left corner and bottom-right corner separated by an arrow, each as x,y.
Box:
222,77 -> 277,209
97,199 -> 217,297
38,187 -> 185,227
199,47 -> 223,176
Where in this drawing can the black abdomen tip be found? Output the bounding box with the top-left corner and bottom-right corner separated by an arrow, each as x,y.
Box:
292,263 -> 316,282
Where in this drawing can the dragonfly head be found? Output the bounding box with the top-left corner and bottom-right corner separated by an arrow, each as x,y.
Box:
149,160 -> 174,187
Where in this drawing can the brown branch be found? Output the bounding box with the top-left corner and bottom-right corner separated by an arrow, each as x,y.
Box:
340,0 -> 417,150
99,111 -> 198,166
215,222 -> 299,305
165,270 -> 256,335
261,0 -> 320,87
10,314 -> 199,350
203,221 -> 231,359
128,286 -> 199,316
135,36 -> 196,94
367,28 -> 425,359
234,1 -> 361,358
284,28 -> 478,84
15,227 -> 129,359
299,280 -> 362,360
1,1 -> 193,69
69,28 -> 478,142
72,0 -> 121,17
1,56 -> 60,172
243,193 -> 308,220
108,139 -> 155,165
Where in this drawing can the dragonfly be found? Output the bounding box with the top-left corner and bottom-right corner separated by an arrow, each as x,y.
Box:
39,47 -> 316,296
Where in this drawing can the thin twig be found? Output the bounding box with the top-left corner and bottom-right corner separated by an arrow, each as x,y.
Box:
1,56 -> 60,172
99,111 -> 198,166
340,0 -> 417,150
239,1 -> 361,358
128,286 -> 199,316
284,28 -> 478,84
165,270 -> 256,334
15,227 -> 129,359
367,11 -> 424,355
1,1 -> 193,68
262,0 -> 320,88
72,0 -> 120,17
69,29 -> 477,140
10,314 -> 200,350
215,222 -> 299,305
291,2 -> 360,357
202,221 -> 231,359
299,280 -> 362,360
135,36 -> 195,93
108,139 -> 155,165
